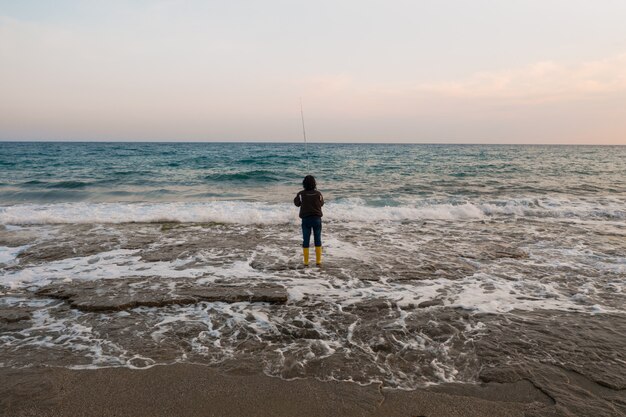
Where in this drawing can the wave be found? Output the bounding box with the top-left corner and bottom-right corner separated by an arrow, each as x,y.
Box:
1,198 -> 624,225
236,158 -> 273,165
20,180 -> 47,187
203,170 -> 284,182
46,181 -> 91,189
20,180 -> 92,189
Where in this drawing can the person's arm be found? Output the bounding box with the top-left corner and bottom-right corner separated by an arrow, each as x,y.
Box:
294,192 -> 302,207
319,192 -> 324,206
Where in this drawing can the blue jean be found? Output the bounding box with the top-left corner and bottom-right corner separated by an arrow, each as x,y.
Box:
302,216 -> 322,248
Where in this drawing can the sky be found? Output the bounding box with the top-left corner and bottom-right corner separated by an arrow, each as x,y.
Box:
0,0 -> 625,144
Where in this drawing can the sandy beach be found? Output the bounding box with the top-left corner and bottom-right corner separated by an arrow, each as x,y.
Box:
1,363 -> 559,417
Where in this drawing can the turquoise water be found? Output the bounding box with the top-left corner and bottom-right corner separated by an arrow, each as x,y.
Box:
1,142 -> 625,205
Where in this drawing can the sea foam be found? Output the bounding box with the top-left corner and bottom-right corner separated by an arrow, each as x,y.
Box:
1,198 -> 623,226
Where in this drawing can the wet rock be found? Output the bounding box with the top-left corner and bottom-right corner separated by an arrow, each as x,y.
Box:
345,299 -> 398,312
0,305 -> 34,332
0,309 -> 31,323
249,260 -> 302,272
417,299 -> 444,308
429,379 -> 554,406
491,245 -> 529,259
333,263 -> 384,281
388,260 -> 477,281
138,227 -> 262,263
34,278 -> 288,312
370,338 -> 394,353
179,285 -> 288,304
140,243 -> 251,265
463,243 -> 529,261
282,327 -> 322,339
172,322 -> 210,339
479,365 -> 526,384
0,227 -> 39,247
476,310 -> 626,391
18,237 -> 119,265
139,243 -> 202,262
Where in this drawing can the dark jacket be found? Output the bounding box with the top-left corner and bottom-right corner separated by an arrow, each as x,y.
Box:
294,190 -> 324,218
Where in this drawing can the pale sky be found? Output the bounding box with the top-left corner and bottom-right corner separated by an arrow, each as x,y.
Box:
1,0 -> 625,144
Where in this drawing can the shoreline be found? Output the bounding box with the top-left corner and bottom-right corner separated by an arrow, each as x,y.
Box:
1,363 -> 550,417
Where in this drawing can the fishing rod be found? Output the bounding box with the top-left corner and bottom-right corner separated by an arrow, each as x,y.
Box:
300,97 -> 310,173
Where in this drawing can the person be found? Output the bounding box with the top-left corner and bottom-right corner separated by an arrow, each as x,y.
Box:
294,175 -> 324,266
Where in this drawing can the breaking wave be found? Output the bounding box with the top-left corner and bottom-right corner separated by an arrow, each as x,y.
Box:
1,198 -> 623,225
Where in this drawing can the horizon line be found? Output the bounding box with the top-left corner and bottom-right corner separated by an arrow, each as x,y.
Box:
0,140 -> 624,146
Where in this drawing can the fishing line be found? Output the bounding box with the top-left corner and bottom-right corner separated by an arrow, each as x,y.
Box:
300,97 -> 310,173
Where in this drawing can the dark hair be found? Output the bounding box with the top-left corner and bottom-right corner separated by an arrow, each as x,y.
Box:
302,175 -> 316,191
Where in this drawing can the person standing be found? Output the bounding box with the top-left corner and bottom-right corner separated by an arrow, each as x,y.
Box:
294,175 -> 324,266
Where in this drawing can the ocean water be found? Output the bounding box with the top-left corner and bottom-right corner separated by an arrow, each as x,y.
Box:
1,142 -> 625,221
1,142 -> 625,405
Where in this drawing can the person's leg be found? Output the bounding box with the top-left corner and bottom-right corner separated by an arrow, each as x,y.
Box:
313,217 -> 322,265
301,218 -> 312,265
312,218 -> 322,247
302,218 -> 312,248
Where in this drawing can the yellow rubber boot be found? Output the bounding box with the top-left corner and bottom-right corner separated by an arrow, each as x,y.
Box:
303,247 -> 310,266
315,246 -> 322,266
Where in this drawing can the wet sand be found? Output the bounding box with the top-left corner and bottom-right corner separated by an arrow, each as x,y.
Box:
1,363 -> 552,417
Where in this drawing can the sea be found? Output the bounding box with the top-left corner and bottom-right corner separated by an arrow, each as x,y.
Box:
1,142 -> 625,410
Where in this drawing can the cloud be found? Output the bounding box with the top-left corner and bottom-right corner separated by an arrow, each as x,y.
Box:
299,53 -> 626,105
416,54 -> 626,102
0,13 -> 625,144
292,56 -> 626,144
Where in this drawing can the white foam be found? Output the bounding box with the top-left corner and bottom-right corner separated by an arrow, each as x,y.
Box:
0,202 -> 297,226
0,245 -> 29,265
0,249 -> 213,288
3,238 -> 621,315
1,198 -> 623,226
